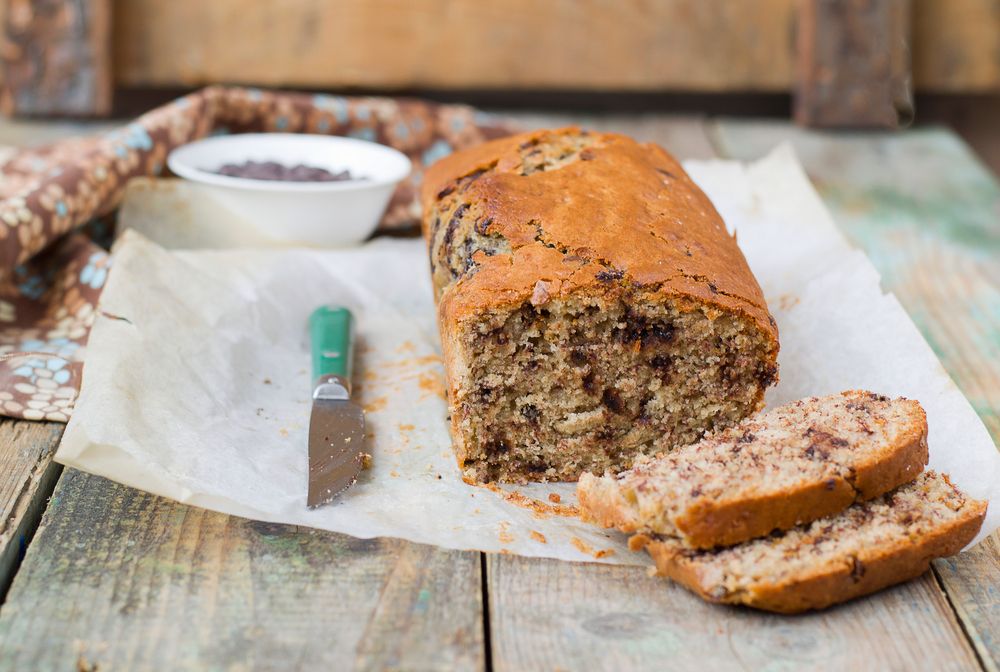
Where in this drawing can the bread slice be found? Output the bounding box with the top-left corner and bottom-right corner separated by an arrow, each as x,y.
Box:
637,471 -> 986,613
578,391 -> 928,549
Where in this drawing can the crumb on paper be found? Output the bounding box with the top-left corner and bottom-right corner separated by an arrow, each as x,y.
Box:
362,396 -> 388,413
530,530 -> 547,544
390,470 -> 400,478
387,354 -> 442,369
263,378 -> 272,385
498,522 -> 514,544
255,407 -> 265,417
569,539 -> 613,558
628,534 -> 651,552
279,428 -> 289,437
472,481 -> 580,518
777,294 -> 800,310
436,474 -> 442,480
358,453 -> 373,470
398,423 -> 415,431
548,493 -> 561,504
417,371 -> 447,400
395,341 -> 416,353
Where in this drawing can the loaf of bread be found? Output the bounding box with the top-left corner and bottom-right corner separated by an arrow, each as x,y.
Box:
636,471 -> 985,613
578,391 -> 929,548
421,127 -> 779,483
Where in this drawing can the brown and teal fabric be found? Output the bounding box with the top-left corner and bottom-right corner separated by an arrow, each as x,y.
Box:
0,86 -> 512,421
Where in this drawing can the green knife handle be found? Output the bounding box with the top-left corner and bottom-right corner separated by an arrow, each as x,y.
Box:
310,306 -> 354,385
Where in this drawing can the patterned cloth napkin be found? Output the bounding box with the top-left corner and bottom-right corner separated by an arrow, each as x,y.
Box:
0,86 -> 511,422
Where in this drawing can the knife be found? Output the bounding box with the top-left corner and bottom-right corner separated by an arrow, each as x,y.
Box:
307,306 -> 366,508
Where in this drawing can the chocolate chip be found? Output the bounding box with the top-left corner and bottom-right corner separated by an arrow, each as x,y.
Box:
650,355 -> 672,371
757,363 -> 778,388
570,349 -> 588,366
436,184 -> 456,199
215,160 -> 361,182
708,283 -> 718,294
595,268 -> 625,282
645,324 -> 675,345
601,388 -> 625,414
474,216 -> 494,235
579,149 -> 595,161
825,478 -> 837,490
487,439 -> 510,455
851,557 -> 866,581
738,432 -> 755,444
520,404 -> 540,422
582,371 -> 597,394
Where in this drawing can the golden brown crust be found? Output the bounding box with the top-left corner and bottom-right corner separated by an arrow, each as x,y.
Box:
423,128 -> 777,346
647,479 -> 986,613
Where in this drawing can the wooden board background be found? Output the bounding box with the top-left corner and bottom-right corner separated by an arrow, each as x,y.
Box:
110,0 -> 1000,93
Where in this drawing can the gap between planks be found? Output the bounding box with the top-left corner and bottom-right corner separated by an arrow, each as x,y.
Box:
0,419 -> 64,604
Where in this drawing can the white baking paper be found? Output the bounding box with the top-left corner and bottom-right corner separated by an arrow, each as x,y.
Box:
56,147 -> 1000,564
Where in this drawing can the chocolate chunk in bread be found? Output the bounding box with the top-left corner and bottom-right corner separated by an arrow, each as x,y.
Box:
421,127 -> 779,483
578,391 -> 929,548
640,471 -> 985,613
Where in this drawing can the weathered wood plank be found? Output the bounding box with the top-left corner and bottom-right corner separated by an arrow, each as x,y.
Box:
113,0 -> 799,90
0,0 -> 112,116
0,469 -> 484,671
712,118 -> 1000,671
110,0 -> 1000,93
935,535 -> 1000,672
487,555 -> 982,672
794,0 -> 912,128
0,419 -> 63,598
913,0 -> 1000,93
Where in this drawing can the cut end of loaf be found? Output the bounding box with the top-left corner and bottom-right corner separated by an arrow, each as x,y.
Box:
450,290 -> 776,482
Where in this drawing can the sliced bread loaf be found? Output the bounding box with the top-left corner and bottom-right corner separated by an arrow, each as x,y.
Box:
637,471 -> 986,613
578,391 -> 928,549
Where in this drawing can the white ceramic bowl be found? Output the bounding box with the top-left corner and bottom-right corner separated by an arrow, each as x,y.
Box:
167,133 -> 411,247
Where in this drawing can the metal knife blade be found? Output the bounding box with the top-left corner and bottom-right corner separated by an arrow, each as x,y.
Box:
308,394 -> 365,508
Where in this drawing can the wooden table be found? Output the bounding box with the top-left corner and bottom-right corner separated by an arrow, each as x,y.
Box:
0,115 -> 997,671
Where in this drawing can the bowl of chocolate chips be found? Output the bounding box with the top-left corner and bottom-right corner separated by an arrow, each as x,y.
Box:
167,133 -> 411,247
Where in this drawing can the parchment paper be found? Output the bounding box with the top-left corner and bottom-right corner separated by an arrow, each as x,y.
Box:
56,147 -> 1000,564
